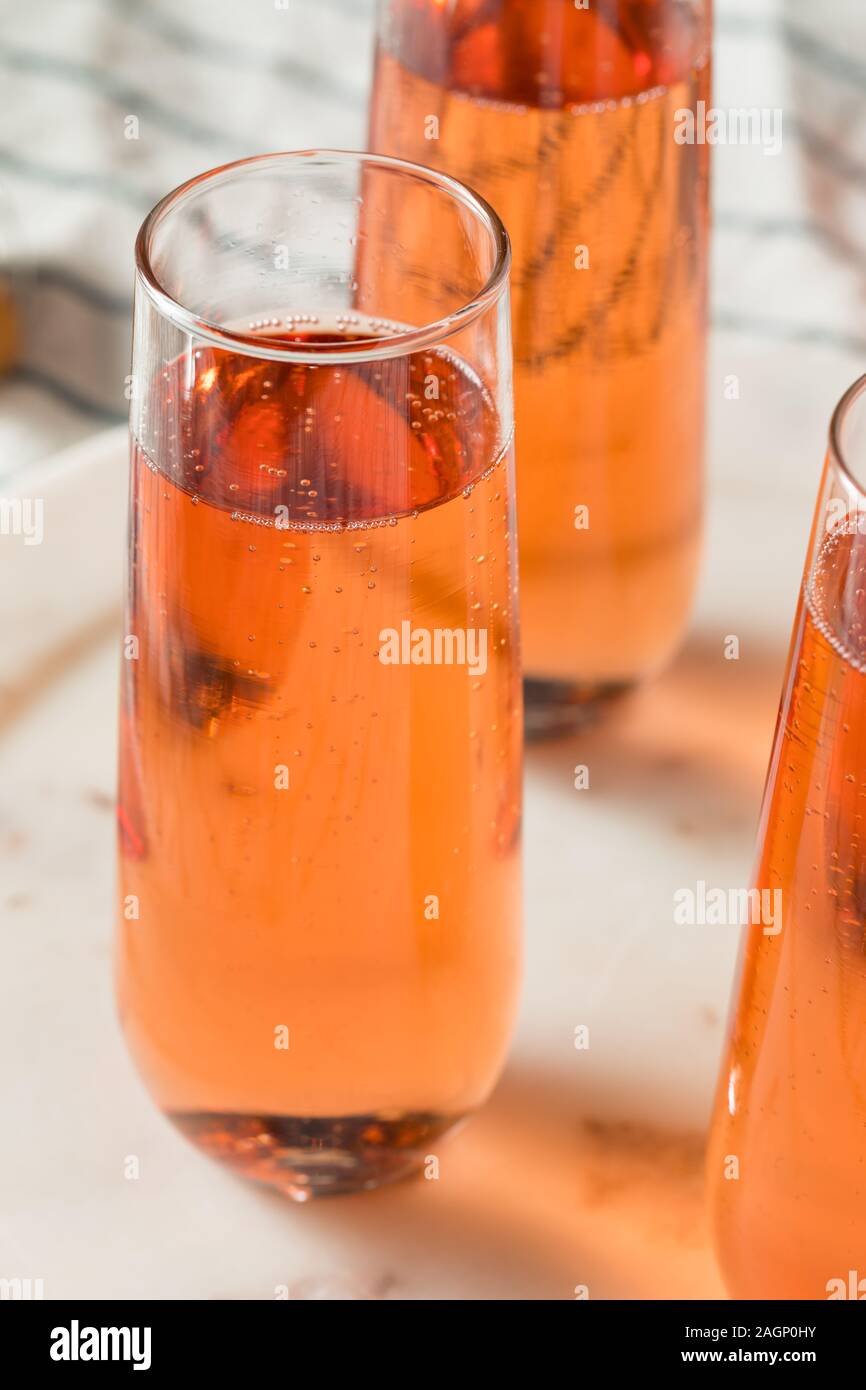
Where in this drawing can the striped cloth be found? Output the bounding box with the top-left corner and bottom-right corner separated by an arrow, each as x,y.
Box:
0,0 -> 374,480
0,0 -> 864,485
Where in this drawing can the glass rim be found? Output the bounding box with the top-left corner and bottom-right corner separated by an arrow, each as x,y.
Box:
830,371 -> 866,497
134,149 -> 512,364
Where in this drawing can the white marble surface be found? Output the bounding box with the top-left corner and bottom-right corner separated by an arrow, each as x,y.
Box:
0,406 -> 805,1300
4,0 -> 866,1299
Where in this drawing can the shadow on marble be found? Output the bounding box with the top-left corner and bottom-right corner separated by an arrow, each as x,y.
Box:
237,1061 -> 726,1301
526,632 -> 789,838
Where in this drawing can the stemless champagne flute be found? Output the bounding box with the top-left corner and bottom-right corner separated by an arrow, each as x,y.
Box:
117,151 -> 522,1199
708,374 -> 866,1297
368,0 -> 711,729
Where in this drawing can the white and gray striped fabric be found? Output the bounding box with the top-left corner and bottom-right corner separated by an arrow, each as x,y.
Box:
0,0 -> 864,485
0,0 -> 375,479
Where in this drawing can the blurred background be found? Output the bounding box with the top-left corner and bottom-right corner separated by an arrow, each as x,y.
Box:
2,0 -> 866,1299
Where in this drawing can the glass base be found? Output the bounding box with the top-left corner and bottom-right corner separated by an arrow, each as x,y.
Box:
524,676 -> 632,738
170,1110 -> 459,1200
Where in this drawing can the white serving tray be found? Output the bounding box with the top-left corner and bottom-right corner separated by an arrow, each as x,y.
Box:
1,420 -> 793,1299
